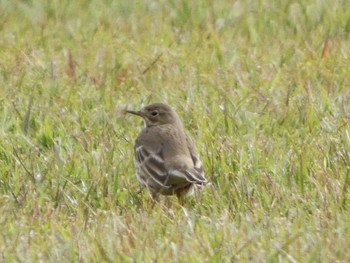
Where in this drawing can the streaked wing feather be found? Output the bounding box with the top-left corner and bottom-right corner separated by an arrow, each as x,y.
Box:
185,133 -> 207,184
168,169 -> 207,185
135,145 -> 171,188
184,170 -> 207,184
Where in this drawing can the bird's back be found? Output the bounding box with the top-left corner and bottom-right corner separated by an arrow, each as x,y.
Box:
136,124 -> 192,168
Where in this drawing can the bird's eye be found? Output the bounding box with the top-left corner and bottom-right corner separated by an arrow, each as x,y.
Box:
151,111 -> 159,116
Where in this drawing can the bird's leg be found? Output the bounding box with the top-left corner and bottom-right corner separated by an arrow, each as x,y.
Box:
150,191 -> 159,200
176,193 -> 185,206
148,191 -> 160,208
136,187 -> 144,194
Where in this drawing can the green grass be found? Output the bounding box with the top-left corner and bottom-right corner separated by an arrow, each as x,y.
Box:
1,0 -> 350,261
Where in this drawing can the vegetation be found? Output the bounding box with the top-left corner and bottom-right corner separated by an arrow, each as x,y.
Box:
1,0 -> 350,261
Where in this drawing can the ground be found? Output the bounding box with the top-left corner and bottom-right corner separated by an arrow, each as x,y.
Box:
0,0 -> 350,262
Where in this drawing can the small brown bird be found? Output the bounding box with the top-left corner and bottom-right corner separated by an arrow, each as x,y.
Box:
127,103 -> 208,199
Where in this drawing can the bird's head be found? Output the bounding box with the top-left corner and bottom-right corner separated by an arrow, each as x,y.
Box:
127,103 -> 180,127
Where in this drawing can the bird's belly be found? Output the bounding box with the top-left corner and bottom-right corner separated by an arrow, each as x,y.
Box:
136,170 -> 191,196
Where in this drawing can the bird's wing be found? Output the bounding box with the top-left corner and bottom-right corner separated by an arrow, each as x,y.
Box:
184,133 -> 208,184
134,144 -> 172,188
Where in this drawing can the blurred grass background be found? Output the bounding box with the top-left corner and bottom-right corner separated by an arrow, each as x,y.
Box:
1,0 -> 350,261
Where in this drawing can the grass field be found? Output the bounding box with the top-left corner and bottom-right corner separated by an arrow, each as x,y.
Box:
1,0 -> 350,262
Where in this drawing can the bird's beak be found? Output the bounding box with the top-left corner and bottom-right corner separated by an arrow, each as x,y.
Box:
126,110 -> 144,117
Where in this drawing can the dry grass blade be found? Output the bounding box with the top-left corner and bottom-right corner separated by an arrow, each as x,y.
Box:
321,36 -> 331,59
22,96 -> 33,135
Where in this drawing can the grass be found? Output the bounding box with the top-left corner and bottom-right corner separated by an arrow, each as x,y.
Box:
1,0 -> 350,261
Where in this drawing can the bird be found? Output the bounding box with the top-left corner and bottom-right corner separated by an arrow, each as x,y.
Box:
126,102 -> 208,200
